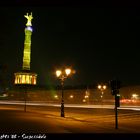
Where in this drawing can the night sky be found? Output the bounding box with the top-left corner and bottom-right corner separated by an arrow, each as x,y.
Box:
0,6 -> 140,87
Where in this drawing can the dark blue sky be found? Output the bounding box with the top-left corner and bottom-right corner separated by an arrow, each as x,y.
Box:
0,6 -> 140,86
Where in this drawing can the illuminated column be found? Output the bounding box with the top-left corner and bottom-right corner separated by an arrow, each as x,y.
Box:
14,13 -> 37,85
22,13 -> 33,70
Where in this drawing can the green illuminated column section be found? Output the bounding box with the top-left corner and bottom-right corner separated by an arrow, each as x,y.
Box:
22,27 -> 32,70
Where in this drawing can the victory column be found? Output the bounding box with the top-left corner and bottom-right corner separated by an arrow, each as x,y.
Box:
14,13 -> 37,85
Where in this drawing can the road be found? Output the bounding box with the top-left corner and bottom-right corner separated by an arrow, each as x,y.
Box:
0,100 -> 140,110
0,102 -> 140,134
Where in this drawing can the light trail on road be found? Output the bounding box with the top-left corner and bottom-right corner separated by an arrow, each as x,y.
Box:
0,100 -> 140,111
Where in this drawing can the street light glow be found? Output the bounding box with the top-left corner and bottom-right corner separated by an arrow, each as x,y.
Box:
98,84 -> 107,90
103,85 -> 107,89
54,95 -> 58,99
70,95 -> 74,98
56,70 -> 62,77
83,99 -> 86,102
98,85 -> 101,89
65,68 -> 71,76
132,94 -> 138,99
85,95 -> 89,98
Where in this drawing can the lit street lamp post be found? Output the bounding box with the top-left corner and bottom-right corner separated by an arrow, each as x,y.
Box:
60,77 -> 64,117
56,68 -> 73,117
98,84 -> 107,104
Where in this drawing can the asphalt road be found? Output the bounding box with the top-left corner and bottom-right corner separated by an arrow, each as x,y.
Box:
0,104 -> 140,134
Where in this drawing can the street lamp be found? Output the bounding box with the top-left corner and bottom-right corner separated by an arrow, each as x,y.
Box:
85,87 -> 90,104
132,94 -> 138,99
70,95 -> 74,98
56,68 -> 72,117
131,94 -> 139,102
98,84 -> 107,104
54,95 -> 58,99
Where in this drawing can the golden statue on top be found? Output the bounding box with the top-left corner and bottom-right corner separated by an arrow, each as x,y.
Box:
24,12 -> 33,26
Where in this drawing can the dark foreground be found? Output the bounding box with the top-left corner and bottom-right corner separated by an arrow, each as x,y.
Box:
0,104 -> 140,134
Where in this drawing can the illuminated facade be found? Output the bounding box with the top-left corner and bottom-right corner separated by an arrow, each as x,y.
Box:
14,12 -> 37,85
14,72 -> 37,85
